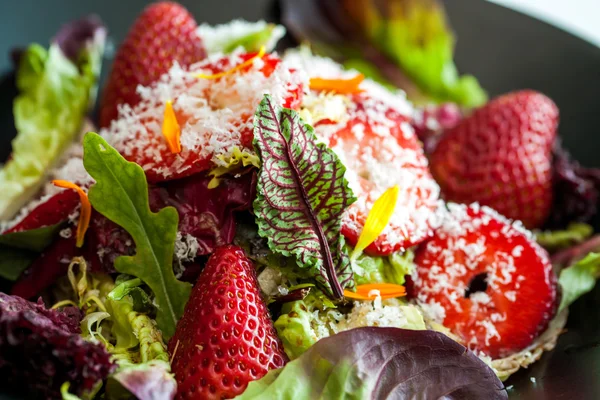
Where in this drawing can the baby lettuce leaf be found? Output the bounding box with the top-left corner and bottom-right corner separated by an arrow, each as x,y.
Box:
0,17 -> 105,220
198,20 -> 286,54
281,0 -> 486,107
82,132 -> 192,339
253,95 -> 356,300
558,252 -> 600,312
236,327 -> 507,399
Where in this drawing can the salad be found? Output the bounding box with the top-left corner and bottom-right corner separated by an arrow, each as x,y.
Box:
1,1 -> 599,399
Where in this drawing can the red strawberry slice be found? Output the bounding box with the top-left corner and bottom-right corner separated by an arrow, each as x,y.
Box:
99,2 -> 207,128
430,90 -> 558,228
3,190 -> 79,233
315,94 -> 440,255
107,52 -> 304,183
411,203 -> 558,358
169,245 -> 286,399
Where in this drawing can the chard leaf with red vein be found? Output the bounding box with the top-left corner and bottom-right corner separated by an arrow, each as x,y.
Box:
236,327 -> 507,400
253,95 -> 356,300
82,132 -> 192,339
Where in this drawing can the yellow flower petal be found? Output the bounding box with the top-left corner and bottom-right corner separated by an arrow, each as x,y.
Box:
162,100 -> 181,154
52,180 -> 91,248
351,185 -> 400,259
195,46 -> 266,79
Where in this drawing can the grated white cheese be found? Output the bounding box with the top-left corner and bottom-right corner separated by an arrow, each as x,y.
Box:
101,50 -> 307,180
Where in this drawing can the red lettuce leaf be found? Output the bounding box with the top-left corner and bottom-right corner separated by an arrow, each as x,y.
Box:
53,15 -> 106,64
240,327 -> 507,399
0,293 -> 115,398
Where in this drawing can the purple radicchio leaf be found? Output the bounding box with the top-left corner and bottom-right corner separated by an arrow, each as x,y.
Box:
546,141 -> 600,229
252,95 -> 356,300
53,15 -> 107,64
106,360 -> 177,400
0,293 -> 115,399
239,327 -> 508,399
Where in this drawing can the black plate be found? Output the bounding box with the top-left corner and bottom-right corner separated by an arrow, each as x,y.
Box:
1,1 -> 599,399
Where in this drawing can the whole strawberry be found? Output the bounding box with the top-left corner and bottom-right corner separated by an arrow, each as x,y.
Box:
99,2 -> 206,128
430,90 -> 559,228
169,245 -> 287,400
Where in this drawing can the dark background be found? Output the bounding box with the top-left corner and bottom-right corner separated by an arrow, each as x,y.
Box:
1,0 -> 599,399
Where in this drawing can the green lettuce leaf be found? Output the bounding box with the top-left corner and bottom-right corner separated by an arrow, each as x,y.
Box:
274,290 -> 337,359
198,20 -> 285,54
253,95 -> 357,300
236,327 -> 507,399
535,223 -> 593,252
0,28 -> 104,220
0,246 -> 38,281
82,132 -> 192,339
558,252 -> 600,312
352,249 -> 414,286
281,0 -> 486,107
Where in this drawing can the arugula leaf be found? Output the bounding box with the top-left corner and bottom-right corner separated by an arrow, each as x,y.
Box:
253,95 -> 356,299
82,132 -> 191,339
0,245 -> 37,281
0,17 -> 105,220
236,327 -> 507,399
0,223 -> 64,252
0,223 -> 64,280
558,252 -> 600,312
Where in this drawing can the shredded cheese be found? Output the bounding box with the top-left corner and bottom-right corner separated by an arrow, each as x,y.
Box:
51,180 -> 91,248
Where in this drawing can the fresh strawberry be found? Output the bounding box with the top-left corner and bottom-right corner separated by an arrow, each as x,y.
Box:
3,190 -> 79,233
411,203 -> 558,358
169,245 -> 287,399
99,2 -> 206,128
315,94 -> 440,255
430,90 -> 559,228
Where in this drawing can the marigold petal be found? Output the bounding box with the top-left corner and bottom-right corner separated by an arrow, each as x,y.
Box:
344,283 -> 406,301
309,74 -> 364,94
195,46 -> 266,79
162,100 -> 182,154
52,180 -> 91,248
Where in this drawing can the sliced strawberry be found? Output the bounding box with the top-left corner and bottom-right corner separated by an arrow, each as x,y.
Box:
169,245 -> 287,399
108,52 -> 304,183
99,2 -> 207,128
315,94 -> 440,255
3,190 -> 79,233
412,203 -> 558,358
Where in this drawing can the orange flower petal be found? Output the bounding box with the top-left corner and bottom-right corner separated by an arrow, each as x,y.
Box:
195,46 -> 266,80
309,74 -> 365,94
52,180 -> 91,248
162,100 -> 182,154
344,283 -> 406,301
